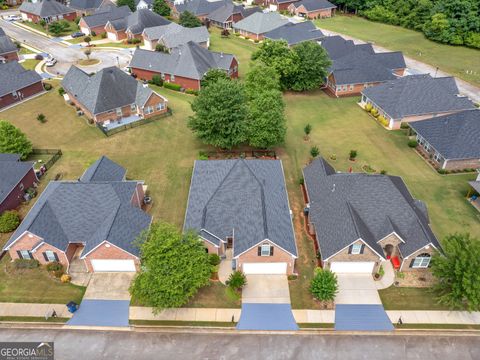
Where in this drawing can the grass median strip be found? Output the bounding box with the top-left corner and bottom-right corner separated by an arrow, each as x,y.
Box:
0,316 -> 68,323
130,320 -> 236,327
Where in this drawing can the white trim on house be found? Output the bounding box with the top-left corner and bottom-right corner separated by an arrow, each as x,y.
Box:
376,231 -> 406,244
80,240 -> 139,259
324,237 -> 386,262
399,243 -> 437,271
3,231 -> 40,251
233,238 -> 298,259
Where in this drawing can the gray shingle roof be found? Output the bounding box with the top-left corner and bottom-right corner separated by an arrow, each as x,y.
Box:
143,23 -> 209,49
4,159 -> 151,257
409,109 -> 480,160
0,156 -> 34,205
469,180 -> 480,193
81,5 -> 132,28
0,61 -> 42,98
69,0 -> 109,11
80,156 -> 127,182
206,3 -> 260,23
233,11 -> 289,35
130,42 -> 235,81
320,35 -> 374,60
109,9 -> 170,34
264,21 -> 324,46
184,160 -> 297,257
303,158 -> 441,260
19,0 -> 75,17
62,65 -> 158,115
0,27 -> 17,56
176,0 -> 229,16
291,0 -> 336,11
362,74 -> 476,120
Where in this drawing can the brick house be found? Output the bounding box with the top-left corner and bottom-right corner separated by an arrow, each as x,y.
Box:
79,5 -> 132,35
69,0 -> 114,16
467,173 -> 480,212
130,41 -> 238,91
0,61 -> 44,111
0,27 -> 19,63
303,158 -> 442,274
233,11 -> 289,40
258,0 -> 298,11
62,65 -> 168,128
105,8 -> 170,41
206,3 -> 261,29
142,23 -> 209,51
264,21 -> 324,46
319,35 -> 406,97
0,154 -> 38,214
360,74 -> 476,129
2,156 -> 152,273
288,0 -> 337,19
19,0 -> 77,24
409,109 -> 480,171
184,159 -> 298,275
172,0 -> 229,21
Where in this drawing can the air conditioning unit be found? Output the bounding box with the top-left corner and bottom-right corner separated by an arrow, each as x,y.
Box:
76,110 -> 84,116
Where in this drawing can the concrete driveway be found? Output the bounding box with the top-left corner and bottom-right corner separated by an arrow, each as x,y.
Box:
335,274 -> 382,305
83,273 -> 135,301
242,275 -> 291,304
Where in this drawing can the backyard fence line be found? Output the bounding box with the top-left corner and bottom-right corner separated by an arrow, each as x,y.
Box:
205,150 -> 277,159
31,148 -> 62,170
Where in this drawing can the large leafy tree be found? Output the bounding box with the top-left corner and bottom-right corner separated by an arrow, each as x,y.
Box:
0,121 -> 32,160
200,69 -> 229,88
291,41 -> 331,92
189,79 -> 248,149
179,11 -> 202,28
47,20 -> 70,36
431,233 -> 480,311
117,0 -> 136,12
130,223 -> 211,310
152,0 -> 171,17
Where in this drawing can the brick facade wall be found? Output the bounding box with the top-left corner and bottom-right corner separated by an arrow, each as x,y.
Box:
1,51 -> 19,62
326,74 -> 381,97
325,239 -> 382,273
139,92 -> 168,119
400,245 -> 436,272
236,240 -> 296,275
203,239 -> 219,255
79,18 -> 106,35
132,68 -> 201,90
0,167 -> 37,213
0,81 -> 44,110
130,183 -> 145,208
290,5 -> 335,19
235,29 -> 264,41
84,242 -> 139,272
21,11 -> 77,23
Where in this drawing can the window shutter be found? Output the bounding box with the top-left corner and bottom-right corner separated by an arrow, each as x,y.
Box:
257,246 -> 261,256
270,246 -> 274,256
348,245 -> 352,254
16,250 -> 22,259
360,244 -> 365,254
53,252 -> 59,262
409,259 -> 415,268
42,252 -> 49,262
28,251 -> 33,259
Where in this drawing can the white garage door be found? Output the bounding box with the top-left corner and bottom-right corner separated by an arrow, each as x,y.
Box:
330,262 -> 375,273
107,31 -> 118,41
242,262 -> 287,274
91,259 -> 136,272
269,4 -> 278,11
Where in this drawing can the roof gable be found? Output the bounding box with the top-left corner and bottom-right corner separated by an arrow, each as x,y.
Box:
20,0 -> 75,17
80,156 -> 127,182
264,21 -> 324,46
0,28 -> 17,56
0,61 -> 42,97
0,157 -> 34,205
233,11 -> 289,35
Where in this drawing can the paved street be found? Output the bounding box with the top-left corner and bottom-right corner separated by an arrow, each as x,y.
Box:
0,328 -> 479,359
0,18 -> 131,75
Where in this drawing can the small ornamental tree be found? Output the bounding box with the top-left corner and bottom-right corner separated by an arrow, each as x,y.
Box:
47,20 -> 69,36
179,11 -> 202,28
84,36 -> 91,46
152,0 -> 171,17
84,48 -> 92,60
432,233 -> 480,311
226,271 -> 247,291
200,69 -> 229,88
130,223 -> 211,311
304,123 -> 312,139
310,268 -> 338,302
310,146 -> 319,158
0,121 -> 32,160
36,113 -> 47,123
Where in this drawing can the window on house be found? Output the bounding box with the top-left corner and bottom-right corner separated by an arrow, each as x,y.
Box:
145,106 -> 154,114
156,103 -> 164,111
19,250 -> 31,260
19,183 -> 24,190
423,142 -> 430,151
161,73 -> 165,80
171,75 -> 175,81
349,85 -> 354,91
412,253 -> 431,268
116,108 -> 122,116
433,153 -> 443,163
45,251 -> 56,262
351,243 -> 362,254
130,104 -> 136,112
261,244 -> 271,256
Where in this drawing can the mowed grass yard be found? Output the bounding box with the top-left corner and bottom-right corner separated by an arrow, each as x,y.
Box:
315,15 -> 480,87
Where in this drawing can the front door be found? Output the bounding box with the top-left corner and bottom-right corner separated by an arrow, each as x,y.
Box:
227,237 -> 233,248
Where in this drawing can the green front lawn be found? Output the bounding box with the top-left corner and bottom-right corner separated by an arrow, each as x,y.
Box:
379,286 -> 448,310
21,20 -> 79,37
96,42 -> 143,48
315,15 -> 480,87
67,34 -> 103,44
185,282 -> 241,308
21,59 -> 40,71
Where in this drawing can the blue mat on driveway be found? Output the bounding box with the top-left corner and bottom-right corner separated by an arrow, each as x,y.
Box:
67,300 -> 130,327
237,303 -> 298,331
335,304 -> 394,331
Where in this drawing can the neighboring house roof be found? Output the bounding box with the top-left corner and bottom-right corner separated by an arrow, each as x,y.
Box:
469,180 -> 480,194
233,11 -> 289,35
206,3 -> 260,23
19,0 -> 75,17
0,156 -> 34,206
135,0 -> 153,7
80,156 -> 127,182
291,0 -> 337,11
62,65 -> 162,115
82,5 -> 132,28
130,41 -> 235,81
319,35 -> 373,60
409,110 -> 480,160
264,21 -> 324,46
69,0 -> 112,11
362,74 -> 476,119
109,8 -> 170,35
3,159 -> 151,257
0,27 -> 17,56
184,159 -> 297,258
175,0 -> 228,16
0,61 -> 43,98
143,23 -> 209,49
303,158 -> 441,260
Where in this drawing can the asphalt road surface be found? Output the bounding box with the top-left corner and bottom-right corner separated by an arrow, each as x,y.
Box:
0,328 -> 479,360
0,18 -> 131,76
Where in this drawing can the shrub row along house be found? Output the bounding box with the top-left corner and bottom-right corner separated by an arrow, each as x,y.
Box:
130,41 -> 238,90
0,154 -> 37,214
0,61 -> 44,111
142,23 -> 209,51
0,27 -> 19,63
320,35 -> 406,97
62,66 -> 168,129
303,158 -> 442,274
184,159 -> 297,275
3,157 -> 151,273
409,109 -> 480,171
19,0 -> 77,24
79,5 -> 132,35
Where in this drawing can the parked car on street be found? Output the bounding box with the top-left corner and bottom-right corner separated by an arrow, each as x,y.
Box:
45,57 -> 57,67
5,15 -> 21,21
71,32 -> 85,38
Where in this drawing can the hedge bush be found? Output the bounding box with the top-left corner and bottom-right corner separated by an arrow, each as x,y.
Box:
208,253 -> 221,266
46,261 -> 63,272
400,122 -> 410,130
14,259 -> 39,269
0,211 -> 20,233
163,82 -> 182,91
408,140 -> 418,148
58,87 -> 65,96
149,74 -> 163,87
364,103 -> 373,112
185,88 -> 199,96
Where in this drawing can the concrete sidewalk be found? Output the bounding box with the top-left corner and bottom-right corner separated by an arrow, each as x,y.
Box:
130,307 -> 241,322
0,303 -> 73,318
